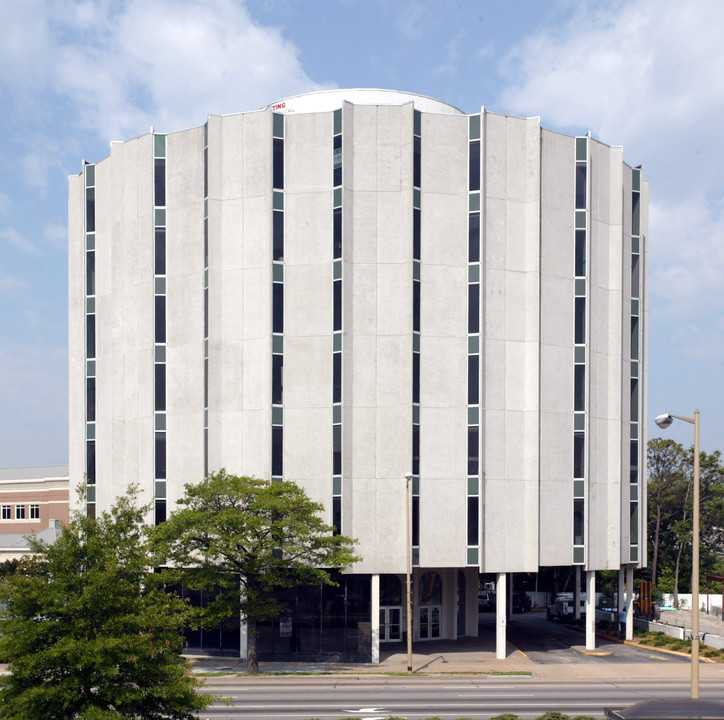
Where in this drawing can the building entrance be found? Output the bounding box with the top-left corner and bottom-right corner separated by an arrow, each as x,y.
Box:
418,605 -> 441,639
379,606 -> 402,642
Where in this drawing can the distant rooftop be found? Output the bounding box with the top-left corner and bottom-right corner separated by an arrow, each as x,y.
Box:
0,465 -> 69,482
0,520 -> 63,554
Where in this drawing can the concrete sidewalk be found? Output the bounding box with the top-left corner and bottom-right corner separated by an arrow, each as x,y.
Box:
185,632 -> 724,681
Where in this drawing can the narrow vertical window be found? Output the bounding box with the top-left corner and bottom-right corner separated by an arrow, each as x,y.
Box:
155,229 -> 166,275
574,297 -> 586,344
273,283 -> 284,334
332,425 -> 342,475
630,378 -> 638,422
632,192 -> 640,236
412,425 -> 420,475
413,280 -> 421,333
332,497 -> 341,533
155,432 -> 167,479
412,495 -> 420,546
155,296 -> 166,343
413,208 -> 421,260
631,254 -> 640,298
468,284 -> 480,334
86,440 -> 96,483
630,502 -> 639,544
333,279 -> 342,332
86,251 -> 95,295
203,146 -> 208,198
272,355 -> 283,405
575,163 -> 587,209
85,187 -> 95,232
467,427 -> 479,475
273,138 -> 284,190
154,159 -> 166,206
468,212 -> 480,263
469,140 -> 480,191
630,440 -> 639,483
272,426 -> 283,476
155,364 -> 166,411
574,230 -> 586,276
86,377 -> 96,422
631,317 -> 639,359
333,134 -> 342,186
573,432 -> 585,478
86,315 -> 96,359
573,499 -> 585,545
155,500 -> 167,525
412,353 -> 420,404
574,365 -> 585,411
333,207 -> 342,259
468,355 -> 479,404
332,353 -> 341,404
467,497 -> 479,545
273,211 -> 284,261
413,135 -> 421,188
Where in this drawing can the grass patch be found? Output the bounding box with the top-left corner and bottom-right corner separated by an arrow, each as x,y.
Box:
634,630 -> 724,661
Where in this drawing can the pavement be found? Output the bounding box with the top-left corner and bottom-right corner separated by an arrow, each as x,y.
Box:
184,609 -> 724,681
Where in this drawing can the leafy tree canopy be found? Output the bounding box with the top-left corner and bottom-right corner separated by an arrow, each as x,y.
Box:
152,471 -> 360,673
0,486 -> 213,720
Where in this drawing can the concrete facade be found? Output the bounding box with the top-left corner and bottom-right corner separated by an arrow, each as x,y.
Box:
69,89 -> 648,658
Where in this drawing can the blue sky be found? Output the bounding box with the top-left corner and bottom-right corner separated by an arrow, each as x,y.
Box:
1,0 -> 723,465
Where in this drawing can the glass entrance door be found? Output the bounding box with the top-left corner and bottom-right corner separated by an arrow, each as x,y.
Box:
419,605 -> 441,639
379,606 -> 402,642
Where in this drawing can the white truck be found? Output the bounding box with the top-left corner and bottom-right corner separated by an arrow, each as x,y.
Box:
546,592 -> 586,620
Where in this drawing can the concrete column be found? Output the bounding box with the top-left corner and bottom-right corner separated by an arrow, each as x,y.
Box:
618,567 -> 625,612
626,565 -> 634,641
371,574 -> 380,663
496,572 -> 507,659
239,617 -> 248,661
574,566 -> 581,620
507,573 -> 513,618
239,587 -> 248,661
585,570 -> 596,650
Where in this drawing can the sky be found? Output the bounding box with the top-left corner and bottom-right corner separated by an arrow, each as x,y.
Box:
1,0 -> 723,466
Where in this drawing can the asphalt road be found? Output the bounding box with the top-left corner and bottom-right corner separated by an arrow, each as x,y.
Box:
498,611 -> 691,664
188,611 -> 720,719
198,676 -> 724,720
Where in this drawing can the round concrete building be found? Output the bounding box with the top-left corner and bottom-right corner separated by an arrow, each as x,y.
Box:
69,89 -> 648,661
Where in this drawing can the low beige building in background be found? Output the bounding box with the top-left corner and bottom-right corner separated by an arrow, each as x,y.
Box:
0,465 -> 69,561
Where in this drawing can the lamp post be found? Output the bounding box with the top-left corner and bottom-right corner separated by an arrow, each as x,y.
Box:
404,471 -> 413,673
655,411 -> 700,699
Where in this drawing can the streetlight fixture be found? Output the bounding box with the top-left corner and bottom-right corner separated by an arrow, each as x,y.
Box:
404,471 -> 413,673
655,411 -> 700,699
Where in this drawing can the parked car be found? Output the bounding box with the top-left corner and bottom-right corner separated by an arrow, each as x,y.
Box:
512,592 -> 531,613
478,591 -> 496,612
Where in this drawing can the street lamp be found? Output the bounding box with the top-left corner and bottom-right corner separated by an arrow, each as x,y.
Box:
404,471 -> 413,673
655,411 -> 700,699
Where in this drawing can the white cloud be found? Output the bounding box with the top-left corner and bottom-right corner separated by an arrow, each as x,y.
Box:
2,0 -> 326,143
44,222 -> 68,252
1,228 -> 43,256
496,0 -> 724,362
0,193 -> 10,215
0,270 -> 28,297
0,336 -> 68,465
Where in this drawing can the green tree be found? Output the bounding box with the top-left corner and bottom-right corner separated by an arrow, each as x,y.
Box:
647,438 -> 686,588
0,487 -> 213,720
153,470 -> 360,674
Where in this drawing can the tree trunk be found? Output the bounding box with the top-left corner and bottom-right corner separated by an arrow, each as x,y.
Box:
247,617 -> 259,675
673,542 -> 683,609
651,506 -> 661,587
